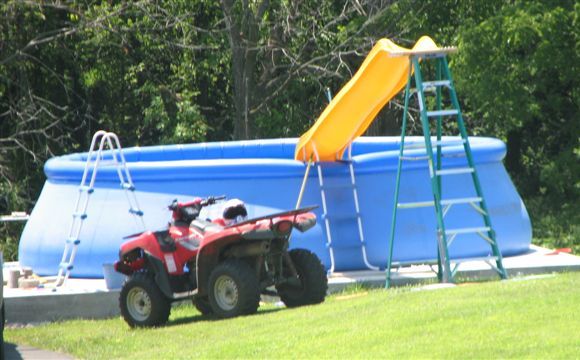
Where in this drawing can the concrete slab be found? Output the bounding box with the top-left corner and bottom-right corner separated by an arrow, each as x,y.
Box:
5,278 -> 120,324
4,245 -> 579,324
328,245 -> 580,290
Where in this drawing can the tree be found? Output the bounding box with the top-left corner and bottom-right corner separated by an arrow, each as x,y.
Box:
219,0 -> 413,139
453,0 -> 579,200
452,0 -> 579,250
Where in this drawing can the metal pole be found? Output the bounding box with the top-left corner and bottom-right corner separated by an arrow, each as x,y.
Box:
295,157 -> 313,209
386,62 -> 414,288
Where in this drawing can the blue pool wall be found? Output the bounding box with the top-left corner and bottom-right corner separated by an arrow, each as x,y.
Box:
19,136 -> 532,277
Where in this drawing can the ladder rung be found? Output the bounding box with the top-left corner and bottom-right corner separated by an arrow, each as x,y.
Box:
66,238 -> 81,245
390,259 -> 439,267
398,197 -> 483,209
442,153 -> 466,159
335,159 -> 353,164
323,213 -> 359,221
72,212 -> 88,220
121,183 -> 136,191
426,109 -> 459,117
78,186 -> 94,194
435,167 -> 474,176
398,201 -> 434,209
400,155 -> 429,161
445,227 -> 491,236
452,256 -> 499,264
59,262 -> 74,271
433,139 -> 466,147
403,139 -> 466,150
129,208 -> 144,216
442,197 -> 482,206
389,47 -> 457,58
422,80 -> 451,89
391,255 -> 499,268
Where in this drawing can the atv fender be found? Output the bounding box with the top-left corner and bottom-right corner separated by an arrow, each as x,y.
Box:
195,234 -> 241,297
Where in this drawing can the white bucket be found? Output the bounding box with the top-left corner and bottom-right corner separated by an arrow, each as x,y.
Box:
102,263 -> 126,290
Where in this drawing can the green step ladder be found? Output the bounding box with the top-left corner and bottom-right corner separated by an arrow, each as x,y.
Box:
385,48 -> 508,288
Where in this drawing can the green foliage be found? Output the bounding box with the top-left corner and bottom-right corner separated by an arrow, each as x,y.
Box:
0,182 -> 28,261
451,0 -> 579,248
0,0 -> 577,258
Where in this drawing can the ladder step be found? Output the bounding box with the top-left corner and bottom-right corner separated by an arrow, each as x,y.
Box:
78,186 -> 94,194
391,255 -> 499,268
445,227 -> 491,236
452,256 -> 499,264
121,183 -> 136,191
59,262 -> 74,271
403,139 -> 466,150
422,80 -> 451,90
441,197 -> 482,206
398,197 -> 482,209
129,208 -> 144,216
322,213 -> 359,222
66,238 -> 81,245
435,167 -> 474,176
400,155 -> 429,161
397,200 -> 434,209
335,159 -> 353,164
426,109 -> 459,117
72,212 -> 88,220
391,259 -> 438,267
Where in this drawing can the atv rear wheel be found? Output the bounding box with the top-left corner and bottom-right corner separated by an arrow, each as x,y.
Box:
120,272 -> 171,328
208,259 -> 260,318
277,249 -> 327,307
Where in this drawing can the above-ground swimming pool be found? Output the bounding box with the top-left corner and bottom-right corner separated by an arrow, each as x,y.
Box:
19,136 -> 531,278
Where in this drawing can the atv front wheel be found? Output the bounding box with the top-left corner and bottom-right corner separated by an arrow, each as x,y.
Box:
194,297 -> 213,316
208,259 -> 260,318
277,249 -> 327,307
120,272 -> 171,327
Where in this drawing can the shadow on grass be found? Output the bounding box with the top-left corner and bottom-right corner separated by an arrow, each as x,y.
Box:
166,306 -> 285,327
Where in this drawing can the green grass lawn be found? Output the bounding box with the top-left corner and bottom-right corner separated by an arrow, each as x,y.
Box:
6,272 -> 580,359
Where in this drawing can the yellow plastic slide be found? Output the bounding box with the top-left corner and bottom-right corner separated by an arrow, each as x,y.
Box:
295,36 -> 440,162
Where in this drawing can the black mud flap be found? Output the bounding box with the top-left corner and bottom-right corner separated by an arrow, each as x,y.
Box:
146,254 -> 174,299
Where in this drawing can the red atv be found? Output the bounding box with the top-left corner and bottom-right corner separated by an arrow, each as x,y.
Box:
115,196 -> 327,327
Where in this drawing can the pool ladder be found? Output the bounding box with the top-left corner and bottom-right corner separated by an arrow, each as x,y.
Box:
55,131 -> 146,287
385,48 -> 507,287
315,144 -> 379,274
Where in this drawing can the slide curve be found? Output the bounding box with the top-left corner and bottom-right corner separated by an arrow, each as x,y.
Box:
295,36 -> 440,162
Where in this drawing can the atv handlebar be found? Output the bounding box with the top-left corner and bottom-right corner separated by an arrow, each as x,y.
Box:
169,195 -> 227,224
199,195 -> 226,207
168,195 -> 226,211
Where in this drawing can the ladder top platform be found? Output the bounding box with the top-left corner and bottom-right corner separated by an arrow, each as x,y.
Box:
388,47 -> 458,58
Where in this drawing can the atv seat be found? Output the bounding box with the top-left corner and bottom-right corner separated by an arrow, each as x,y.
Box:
190,219 -> 223,234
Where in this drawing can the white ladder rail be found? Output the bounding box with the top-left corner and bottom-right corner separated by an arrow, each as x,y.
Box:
104,133 -> 146,229
312,143 -> 336,274
55,131 -> 146,287
346,144 -> 379,271
56,131 -> 108,286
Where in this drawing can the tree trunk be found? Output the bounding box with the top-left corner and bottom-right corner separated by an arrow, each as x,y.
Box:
221,0 -> 269,140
